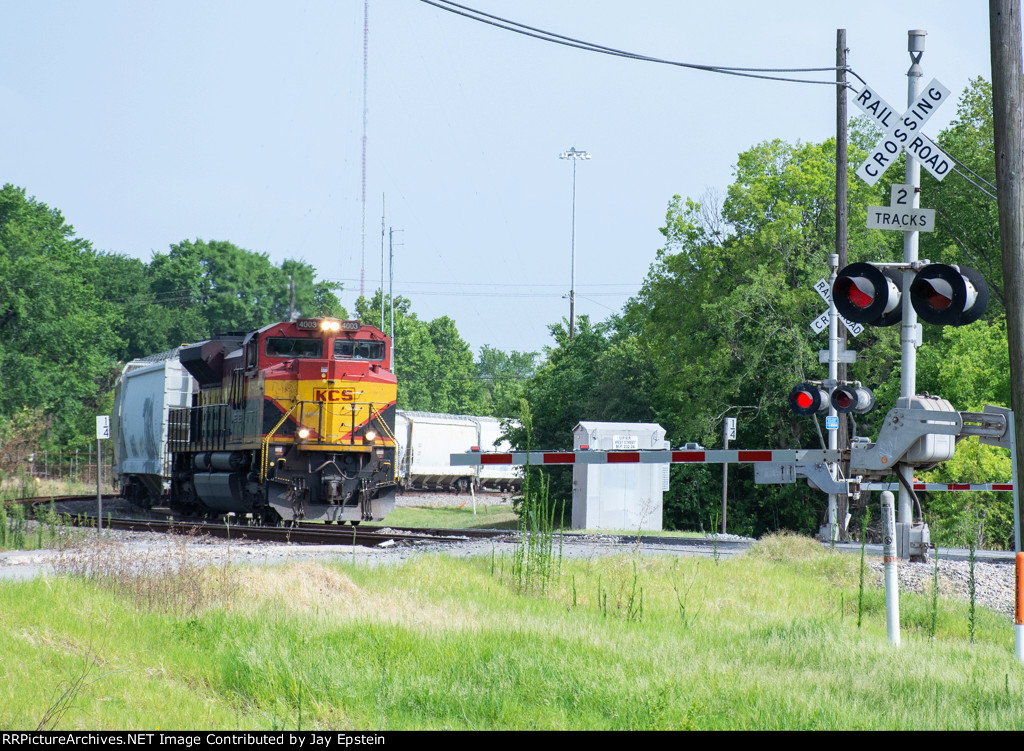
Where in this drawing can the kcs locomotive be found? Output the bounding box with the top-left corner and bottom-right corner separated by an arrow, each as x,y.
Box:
114,318 -> 397,524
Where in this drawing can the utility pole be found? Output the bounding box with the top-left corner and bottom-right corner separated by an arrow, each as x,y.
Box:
559,147 -> 591,339
389,227 -> 396,374
990,0 -> 1024,550
836,28 -> 851,540
288,276 -> 295,322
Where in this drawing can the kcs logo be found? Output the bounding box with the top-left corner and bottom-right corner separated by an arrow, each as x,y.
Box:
314,388 -> 355,402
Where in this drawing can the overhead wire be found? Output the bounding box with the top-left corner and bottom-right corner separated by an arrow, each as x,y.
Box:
418,0 -> 849,88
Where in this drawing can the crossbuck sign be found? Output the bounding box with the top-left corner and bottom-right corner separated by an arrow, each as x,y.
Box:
853,79 -> 952,186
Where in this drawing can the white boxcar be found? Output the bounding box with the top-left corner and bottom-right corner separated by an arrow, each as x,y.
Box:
396,410 -> 519,491
111,350 -> 193,504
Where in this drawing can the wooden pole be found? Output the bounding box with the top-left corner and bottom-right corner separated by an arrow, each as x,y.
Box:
836,29 -> 851,540
990,0 -> 1024,551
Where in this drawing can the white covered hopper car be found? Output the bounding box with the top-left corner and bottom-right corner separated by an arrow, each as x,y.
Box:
394,410 -> 519,492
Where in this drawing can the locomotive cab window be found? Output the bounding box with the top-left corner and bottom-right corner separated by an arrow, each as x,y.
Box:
265,337 -> 323,359
334,339 -> 385,361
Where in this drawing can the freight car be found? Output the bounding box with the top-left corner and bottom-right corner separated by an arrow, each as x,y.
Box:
394,410 -> 519,492
112,318 -> 398,524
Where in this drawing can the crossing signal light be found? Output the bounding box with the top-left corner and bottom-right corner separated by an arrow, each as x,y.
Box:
909,264 -> 989,326
833,262 -> 903,326
831,385 -> 875,414
789,383 -> 875,417
833,262 -> 989,328
789,383 -> 830,416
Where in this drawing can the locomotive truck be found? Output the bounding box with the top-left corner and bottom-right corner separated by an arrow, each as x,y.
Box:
113,317 -> 398,524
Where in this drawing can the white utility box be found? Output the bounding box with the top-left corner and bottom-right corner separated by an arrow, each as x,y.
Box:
571,422 -> 669,531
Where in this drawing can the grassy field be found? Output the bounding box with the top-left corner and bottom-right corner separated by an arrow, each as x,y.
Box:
386,503 -> 704,537
385,503 -> 520,530
1,532 -> 1023,730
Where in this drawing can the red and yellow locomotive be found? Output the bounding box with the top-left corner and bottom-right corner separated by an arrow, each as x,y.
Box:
168,317 -> 397,524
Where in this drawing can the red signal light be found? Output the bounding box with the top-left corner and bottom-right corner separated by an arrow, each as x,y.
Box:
846,282 -> 875,309
788,383 -> 829,416
833,263 -> 903,326
909,264 -> 989,326
832,385 -> 875,414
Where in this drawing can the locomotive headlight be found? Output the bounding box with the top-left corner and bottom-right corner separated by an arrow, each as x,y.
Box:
298,428 -> 310,439
319,320 -> 331,331
364,430 -> 377,443
329,321 -> 341,332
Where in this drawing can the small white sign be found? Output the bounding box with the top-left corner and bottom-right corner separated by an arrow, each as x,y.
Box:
613,435 -> 638,450
724,417 -> 737,441
96,415 -> 110,440
825,415 -> 839,431
866,206 -> 936,232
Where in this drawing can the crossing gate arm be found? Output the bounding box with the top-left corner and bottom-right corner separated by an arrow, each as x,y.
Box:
450,447 -> 850,494
450,448 -> 806,466
862,481 -> 1014,492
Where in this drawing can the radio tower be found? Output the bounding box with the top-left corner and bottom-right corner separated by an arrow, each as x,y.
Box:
359,0 -> 368,298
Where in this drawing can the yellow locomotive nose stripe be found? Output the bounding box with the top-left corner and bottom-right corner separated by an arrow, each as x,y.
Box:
263,378 -> 396,442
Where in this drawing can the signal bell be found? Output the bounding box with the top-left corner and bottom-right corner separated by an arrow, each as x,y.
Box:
788,383 -> 830,416
832,262 -> 903,326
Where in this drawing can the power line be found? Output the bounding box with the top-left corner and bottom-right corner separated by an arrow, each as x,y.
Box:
419,0 -> 848,87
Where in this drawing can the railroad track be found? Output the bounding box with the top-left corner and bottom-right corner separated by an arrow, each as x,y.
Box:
15,494 -> 744,553
18,495 -> 508,549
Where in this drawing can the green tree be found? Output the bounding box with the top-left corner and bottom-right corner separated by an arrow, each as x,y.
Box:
149,240 -> 345,342
926,78 -> 1002,314
427,315 -> 485,414
356,292 -> 439,411
0,185 -> 121,444
476,345 -> 537,417
618,137 -> 899,535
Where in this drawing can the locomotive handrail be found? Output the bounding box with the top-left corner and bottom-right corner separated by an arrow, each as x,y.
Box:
167,403 -> 231,452
290,399 -> 395,446
369,404 -> 396,444
260,403 -> 300,482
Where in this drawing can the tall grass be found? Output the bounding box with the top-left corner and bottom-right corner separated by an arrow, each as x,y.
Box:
511,467 -> 561,592
3,533 -> 1024,730
0,500 -> 82,552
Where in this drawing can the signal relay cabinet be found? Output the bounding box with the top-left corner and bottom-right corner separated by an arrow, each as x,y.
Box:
572,422 -> 669,531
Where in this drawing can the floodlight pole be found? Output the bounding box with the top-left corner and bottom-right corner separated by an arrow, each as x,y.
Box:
560,147 -> 591,340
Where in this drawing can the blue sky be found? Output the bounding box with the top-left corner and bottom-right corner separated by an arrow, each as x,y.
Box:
0,1 -> 992,355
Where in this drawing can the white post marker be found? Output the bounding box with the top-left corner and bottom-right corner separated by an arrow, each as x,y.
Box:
881,490 -> 901,646
96,415 -> 109,534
